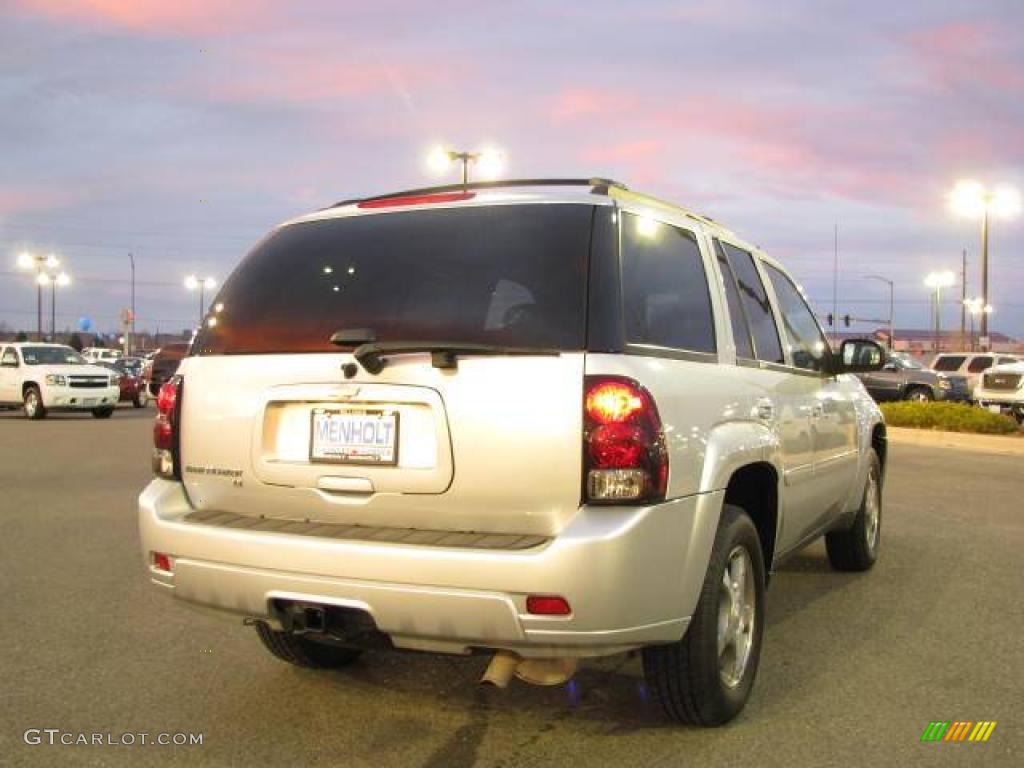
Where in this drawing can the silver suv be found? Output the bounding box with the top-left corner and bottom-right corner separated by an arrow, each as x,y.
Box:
139,179 -> 887,725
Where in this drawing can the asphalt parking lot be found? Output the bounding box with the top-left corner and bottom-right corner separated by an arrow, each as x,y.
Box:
1,407 -> 1020,767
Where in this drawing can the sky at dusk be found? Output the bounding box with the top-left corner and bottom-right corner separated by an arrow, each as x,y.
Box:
2,0 -> 1023,340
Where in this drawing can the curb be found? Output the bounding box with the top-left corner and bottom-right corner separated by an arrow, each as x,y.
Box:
887,426 -> 1024,456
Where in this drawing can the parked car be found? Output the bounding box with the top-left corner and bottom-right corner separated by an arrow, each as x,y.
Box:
82,347 -> 123,363
139,178 -> 887,726
973,360 -> 1024,424
930,352 -> 1022,393
142,343 -> 188,396
856,352 -> 969,402
98,357 -> 149,407
0,342 -> 120,419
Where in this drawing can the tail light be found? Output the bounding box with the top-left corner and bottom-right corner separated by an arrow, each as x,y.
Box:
152,375 -> 182,479
583,376 -> 668,503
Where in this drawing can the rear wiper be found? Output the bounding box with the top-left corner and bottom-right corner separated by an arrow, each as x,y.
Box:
343,340 -> 560,375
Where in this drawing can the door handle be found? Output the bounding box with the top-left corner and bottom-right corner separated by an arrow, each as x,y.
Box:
754,398 -> 774,422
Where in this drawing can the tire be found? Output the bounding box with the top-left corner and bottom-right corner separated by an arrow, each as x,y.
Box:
23,386 -> 46,420
91,407 -> 115,419
642,504 -> 766,726
904,386 -> 933,402
826,450 -> 881,572
254,621 -> 363,669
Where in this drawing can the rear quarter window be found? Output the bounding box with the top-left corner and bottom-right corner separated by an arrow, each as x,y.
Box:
620,213 -> 716,355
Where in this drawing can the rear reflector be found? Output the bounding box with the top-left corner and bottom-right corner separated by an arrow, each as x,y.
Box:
152,552 -> 173,573
526,595 -> 572,616
357,191 -> 475,209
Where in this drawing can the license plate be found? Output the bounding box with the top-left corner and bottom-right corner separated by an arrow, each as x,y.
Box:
83,398 -> 97,406
309,409 -> 399,465
988,404 -> 1003,414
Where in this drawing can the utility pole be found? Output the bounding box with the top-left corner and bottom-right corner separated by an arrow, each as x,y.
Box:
960,249 -> 967,349
980,207 -> 990,350
129,253 -> 136,356
831,223 -> 838,346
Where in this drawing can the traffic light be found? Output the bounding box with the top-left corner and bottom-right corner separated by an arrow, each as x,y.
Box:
827,313 -> 834,326
843,314 -> 851,327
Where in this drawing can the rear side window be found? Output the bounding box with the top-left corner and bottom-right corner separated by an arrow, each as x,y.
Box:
714,240 -> 755,360
967,356 -> 993,373
620,214 -> 716,354
999,357 -> 1018,365
933,355 -> 966,372
763,264 -> 831,373
194,204 -> 594,354
720,243 -> 784,364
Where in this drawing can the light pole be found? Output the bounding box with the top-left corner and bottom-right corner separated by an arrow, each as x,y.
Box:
924,271 -> 956,353
427,146 -> 505,187
184,275 -> 216,324
865,274 -> 894,349
17,251 -> 60,340
38,271 -> 71,340
949,181 -> 1020,350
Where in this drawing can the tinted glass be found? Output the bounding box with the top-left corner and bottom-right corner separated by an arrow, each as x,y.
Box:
714,240 -> 755,359
620,214 -> 716,354
195,205 -> 593,355
764,264 -> 831,372
998,357 -> 1018,365
932,355 -> 966,371
721,243 -> 783,364
21,346 -> 84,365
967,356 -> 993,373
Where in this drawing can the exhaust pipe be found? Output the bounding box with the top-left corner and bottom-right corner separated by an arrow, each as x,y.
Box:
480,651 -> 578,688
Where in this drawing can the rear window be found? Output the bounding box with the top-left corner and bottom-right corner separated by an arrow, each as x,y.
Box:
195,204 -> 594,355
932,355 -> 966,371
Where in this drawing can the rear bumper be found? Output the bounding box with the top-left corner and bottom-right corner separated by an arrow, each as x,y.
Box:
138,480 -> 724,658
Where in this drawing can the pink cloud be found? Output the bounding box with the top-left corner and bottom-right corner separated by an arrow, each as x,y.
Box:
15,0 -> 276,35
0,184 -> 83,219
550,88 -> 638,120
902,20 -> 1024,94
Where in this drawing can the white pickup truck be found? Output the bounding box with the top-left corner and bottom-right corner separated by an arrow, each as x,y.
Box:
0,342 -> 121,419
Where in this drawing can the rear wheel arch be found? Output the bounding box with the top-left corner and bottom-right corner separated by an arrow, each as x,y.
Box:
722,462 -> 779,574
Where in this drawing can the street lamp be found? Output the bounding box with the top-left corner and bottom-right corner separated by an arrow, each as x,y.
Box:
963,298 -> 994,352
184,275 -> 216,324
37,271 -> 71,340
924,270 -> 956,352
949,180 -> 1020,350
427,146 -> 506,186
16,251 -> 61,340
865,274 -> 894,349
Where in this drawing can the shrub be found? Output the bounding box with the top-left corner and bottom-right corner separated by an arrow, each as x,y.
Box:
879,401 -> 1021,435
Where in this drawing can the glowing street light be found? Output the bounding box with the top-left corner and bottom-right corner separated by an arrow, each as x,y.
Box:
963,297 -> 994,352
184,275 -> 217,324
426,146 -> 506,185
924,270 -> 956,353
949,180 -> 1020,349
16,251 -> 61,340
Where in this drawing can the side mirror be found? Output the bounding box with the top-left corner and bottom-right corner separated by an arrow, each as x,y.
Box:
835,339 -> 885,374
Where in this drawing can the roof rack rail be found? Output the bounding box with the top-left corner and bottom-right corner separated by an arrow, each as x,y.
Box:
328,177 -> 628,209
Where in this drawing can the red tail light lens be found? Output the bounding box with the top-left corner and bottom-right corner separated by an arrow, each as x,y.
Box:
153,375 -> 182,479
583,376 -> 667,503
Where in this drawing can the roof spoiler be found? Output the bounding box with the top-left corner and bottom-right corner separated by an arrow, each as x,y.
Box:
327,178 -> 628,209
